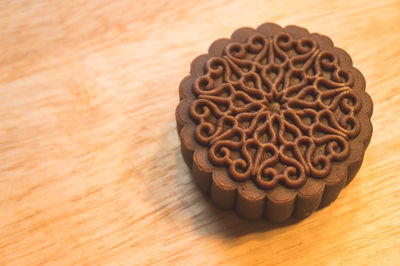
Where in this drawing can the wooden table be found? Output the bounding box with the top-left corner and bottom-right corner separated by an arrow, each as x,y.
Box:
1,0 -> 399,264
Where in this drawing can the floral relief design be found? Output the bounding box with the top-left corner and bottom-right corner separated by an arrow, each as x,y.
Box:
189,32 -> 362,190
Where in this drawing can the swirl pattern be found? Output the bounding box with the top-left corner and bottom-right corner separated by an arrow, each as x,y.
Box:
189,32 -> 362,190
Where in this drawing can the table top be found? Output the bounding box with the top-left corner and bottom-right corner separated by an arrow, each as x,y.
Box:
1,0 -> 399,265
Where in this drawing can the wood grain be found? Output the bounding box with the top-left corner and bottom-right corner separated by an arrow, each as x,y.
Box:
0,0 -> 399,265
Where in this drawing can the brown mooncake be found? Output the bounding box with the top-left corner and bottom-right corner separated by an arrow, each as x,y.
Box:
176,23 -> 373,222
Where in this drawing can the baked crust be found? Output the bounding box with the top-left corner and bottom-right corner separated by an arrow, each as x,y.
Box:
176,23 -> 373,222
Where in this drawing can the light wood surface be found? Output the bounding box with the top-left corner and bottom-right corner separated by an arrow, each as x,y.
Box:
0,0 -> 399,265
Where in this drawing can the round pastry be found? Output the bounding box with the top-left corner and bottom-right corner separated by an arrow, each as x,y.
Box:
175,23 -> 373,222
